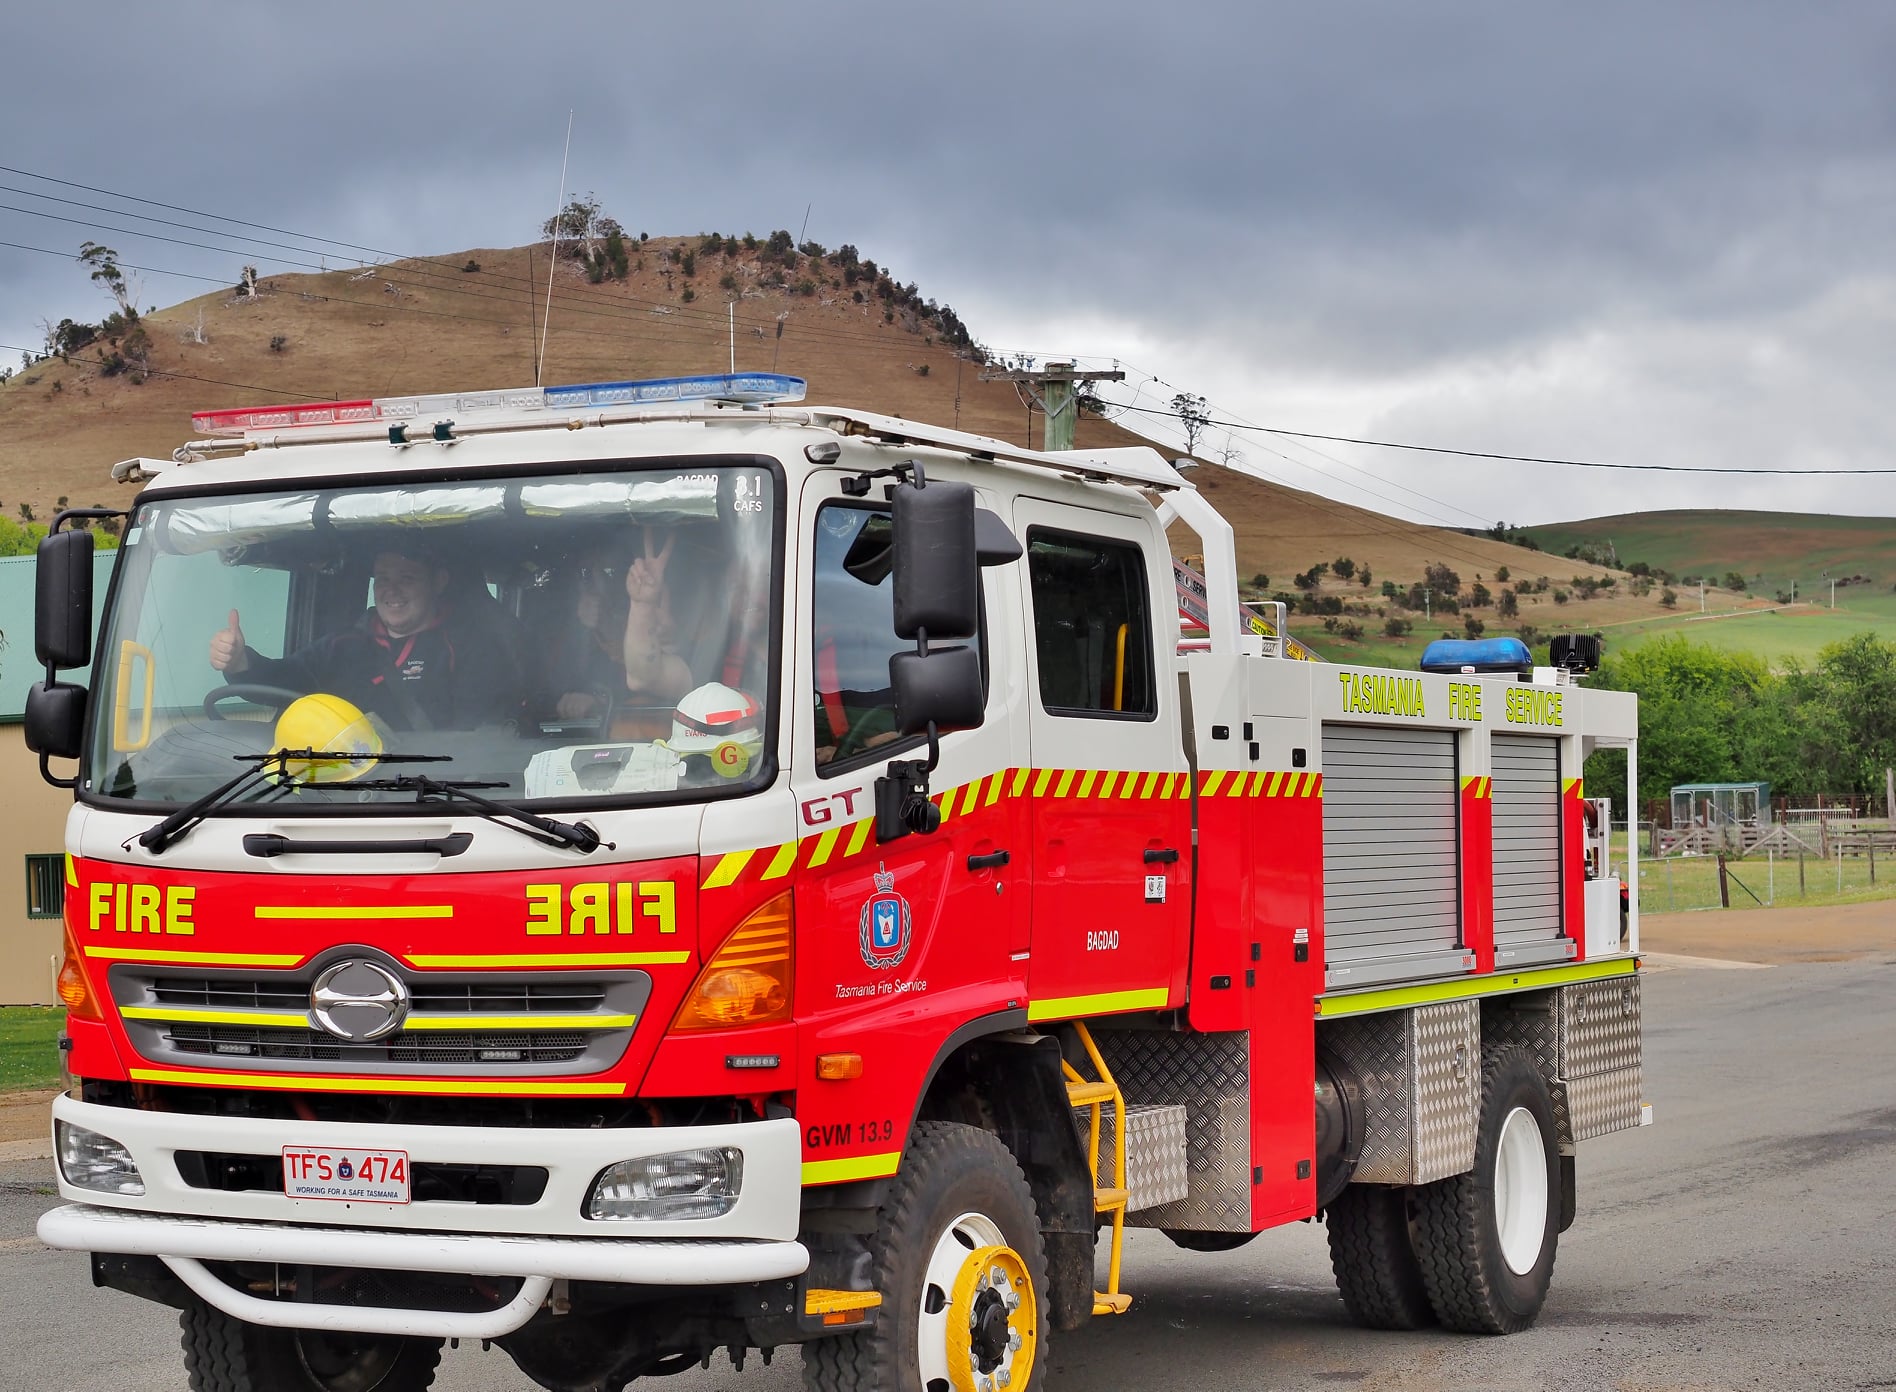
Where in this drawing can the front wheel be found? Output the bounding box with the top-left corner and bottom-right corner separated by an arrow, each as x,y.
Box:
1410,1046 -> 1561,1333
180,1299 -> 442,1392
803,1121 -> 1048,1392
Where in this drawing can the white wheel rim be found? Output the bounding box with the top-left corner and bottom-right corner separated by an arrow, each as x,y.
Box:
916,1211 -> 1011,1391
1493,1105 -> 1549,1276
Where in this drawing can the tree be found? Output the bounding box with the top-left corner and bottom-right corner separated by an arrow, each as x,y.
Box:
1332,557 -> 1356,582
1423,561 -> 1461,597
1359,566 -> 1372,588
541,194 -> 622,263
1463,615 -> 1486,638
1660,588 -> 1679,608
1171,393 -> 1211,456
1723,572 -> 1747,591
1495,565 -> 1510,583
1497,589 -> 1519,618
78,242 -> 139,319
1383,616 -> 1412,638
1469,582 -> 1492,608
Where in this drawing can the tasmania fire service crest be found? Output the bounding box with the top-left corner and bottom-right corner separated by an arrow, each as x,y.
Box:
859,864 -> 912,970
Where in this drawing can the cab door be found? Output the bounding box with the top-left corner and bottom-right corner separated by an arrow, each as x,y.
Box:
1013,499 -> 1191,1018
786,472 -> 1030,1178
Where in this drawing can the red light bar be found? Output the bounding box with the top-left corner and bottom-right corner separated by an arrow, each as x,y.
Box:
191,400 -> 377,436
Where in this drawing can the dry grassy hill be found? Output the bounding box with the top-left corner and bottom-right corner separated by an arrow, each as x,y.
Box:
0,237 -> 1746,660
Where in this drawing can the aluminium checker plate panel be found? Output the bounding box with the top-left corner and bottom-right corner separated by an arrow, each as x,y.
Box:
1320,999 -> 1480,1186
1483,977 -> 1644,1144
1557,976 -> 1643,1140
1070,1104 -> 1191,1212
1091,1028 -> 1252,1232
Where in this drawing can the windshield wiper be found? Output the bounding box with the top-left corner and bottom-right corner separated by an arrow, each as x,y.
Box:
136,749 -> 451,855
349,773 -> 606,854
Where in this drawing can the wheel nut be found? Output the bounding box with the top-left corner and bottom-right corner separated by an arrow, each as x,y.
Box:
1009,1330 -> 1023,1351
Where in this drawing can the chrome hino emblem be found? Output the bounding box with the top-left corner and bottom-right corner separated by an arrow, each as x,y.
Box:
309,960 -> 410,1042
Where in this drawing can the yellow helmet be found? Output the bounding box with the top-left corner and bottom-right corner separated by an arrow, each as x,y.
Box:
272,693 -> 383,783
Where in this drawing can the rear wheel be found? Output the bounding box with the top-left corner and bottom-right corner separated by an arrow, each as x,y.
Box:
179,1299 -> 442,1392
1410,1046 -> 1561,1333
803,1121 -> 1048,1392
1324,1183 -> 1435,1330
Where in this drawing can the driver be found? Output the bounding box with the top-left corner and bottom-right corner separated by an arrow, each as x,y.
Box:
209,546 -> 522,731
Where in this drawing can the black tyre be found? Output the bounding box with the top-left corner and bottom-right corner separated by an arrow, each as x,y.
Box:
1324,1183 -> 1435,1330
802,1121 -> 1049,1392
180,1299 -> 442,1392
1410,1046 -> 1561,1334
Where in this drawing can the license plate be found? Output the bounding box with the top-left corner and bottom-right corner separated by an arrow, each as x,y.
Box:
282,1146 -> 411,1204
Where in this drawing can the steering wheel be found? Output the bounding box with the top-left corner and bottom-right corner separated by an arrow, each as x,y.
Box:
203,685 -> 305,720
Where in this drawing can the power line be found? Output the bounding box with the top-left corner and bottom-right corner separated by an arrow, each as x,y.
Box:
1108,400 -> 1896,476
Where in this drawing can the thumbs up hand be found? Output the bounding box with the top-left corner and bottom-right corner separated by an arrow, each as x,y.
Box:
209,609 -> 250,673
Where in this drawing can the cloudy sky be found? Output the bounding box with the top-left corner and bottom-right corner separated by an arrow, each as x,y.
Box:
4,2 -> 1894,526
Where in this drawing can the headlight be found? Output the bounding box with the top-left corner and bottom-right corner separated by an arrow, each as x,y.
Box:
585,1147 -> 743,1221
55,1120 -> 145,1196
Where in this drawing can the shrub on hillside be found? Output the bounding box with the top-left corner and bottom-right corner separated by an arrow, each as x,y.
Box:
1383,616 -> 1412,638
1660,588 -> 1678,608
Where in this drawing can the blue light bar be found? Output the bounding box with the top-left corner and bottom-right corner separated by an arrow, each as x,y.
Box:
542,372 -> 806,409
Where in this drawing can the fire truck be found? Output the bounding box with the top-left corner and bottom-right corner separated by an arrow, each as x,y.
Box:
26,372 -> 1647,1392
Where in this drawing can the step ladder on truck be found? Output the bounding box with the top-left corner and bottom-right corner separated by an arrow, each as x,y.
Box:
25,371 -> 1648,1392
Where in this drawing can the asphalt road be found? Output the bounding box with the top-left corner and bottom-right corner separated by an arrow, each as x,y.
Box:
4,954 -> 1893,1391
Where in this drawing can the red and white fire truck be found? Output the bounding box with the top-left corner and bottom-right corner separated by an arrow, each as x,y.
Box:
27,372 -> 1647,1391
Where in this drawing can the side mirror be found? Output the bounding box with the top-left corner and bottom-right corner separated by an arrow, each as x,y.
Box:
891,645 -> 984,736
891,479 -> 979,640
36,528 -> 96,670
25,681 -> 87,761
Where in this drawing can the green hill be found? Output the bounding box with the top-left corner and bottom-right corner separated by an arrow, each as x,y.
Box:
1525,509 -> 1896,598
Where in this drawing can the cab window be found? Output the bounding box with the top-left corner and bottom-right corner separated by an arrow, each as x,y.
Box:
1025,528 -> 1156,719
810,502 -> 984,772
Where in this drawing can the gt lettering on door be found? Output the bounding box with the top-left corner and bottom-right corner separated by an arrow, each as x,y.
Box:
525,882 -> 677,936
87,883 -> 195,935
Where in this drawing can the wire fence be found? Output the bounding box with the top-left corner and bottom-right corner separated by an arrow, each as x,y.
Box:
1633,844 -> 1895,912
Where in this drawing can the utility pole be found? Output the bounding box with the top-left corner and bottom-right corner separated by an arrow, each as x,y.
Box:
1831,579 -> 1837,609
978,361 -> 1126,453
1699,580 -> 1706,613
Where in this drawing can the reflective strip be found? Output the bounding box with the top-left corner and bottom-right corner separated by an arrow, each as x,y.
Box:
845,819 -> 874,857
805,828 -> 841,869
128,1068 -> 628,1095
1202,770 -> 1227,797
1461,775 -> 1492,798
64,853 -> 78,887
256,906 -> 453,921
959,780 -> 983,816
1054,769 -> 1077,798
761,843 -> 800,880
805,1289 -> 884,1315
120,1006 -> 307,1029
802,1151 -> 903,1185
401,1013 -> 639,1031
702,849 -> 755,889
86,947 -> 304,967
404,952 -> 689,968
1317,958 -> 1637,1017
1076,770 -> 1099,798
1025,987 -> 1170,1022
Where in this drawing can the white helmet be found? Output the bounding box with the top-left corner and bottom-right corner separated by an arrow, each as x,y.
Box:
663,683 -> 764,774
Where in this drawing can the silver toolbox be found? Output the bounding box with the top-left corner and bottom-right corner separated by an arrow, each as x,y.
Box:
1073,1103 -> 1191,1212
1320,998 -> 1481,1185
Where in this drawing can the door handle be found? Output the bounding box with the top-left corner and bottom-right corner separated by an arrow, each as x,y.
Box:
1143,847 -> 1180,865
967,850 -> 1011,871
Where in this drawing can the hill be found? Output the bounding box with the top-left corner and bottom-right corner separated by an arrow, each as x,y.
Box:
0,237 -> 1722,662
1526,509 -> 1896,600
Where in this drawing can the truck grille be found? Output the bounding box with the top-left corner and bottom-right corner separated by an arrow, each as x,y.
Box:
110,960 -> 651,1078
168,1024 -> 591,1065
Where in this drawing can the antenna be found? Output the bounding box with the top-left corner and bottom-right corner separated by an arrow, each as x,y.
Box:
537,110 -> 575,387
729,301 -> 736,374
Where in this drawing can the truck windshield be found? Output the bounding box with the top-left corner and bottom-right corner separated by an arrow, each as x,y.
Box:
87,460 -> 779,811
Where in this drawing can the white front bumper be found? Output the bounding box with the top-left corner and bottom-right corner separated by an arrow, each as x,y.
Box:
39,1094 -> 810,1338
45,1093 -> 801,1239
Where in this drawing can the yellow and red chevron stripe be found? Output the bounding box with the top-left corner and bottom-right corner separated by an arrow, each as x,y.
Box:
700,765 -> 1322,889
1461,775 -> 1493,798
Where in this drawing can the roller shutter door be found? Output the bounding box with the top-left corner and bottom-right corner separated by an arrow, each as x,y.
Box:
1321,726 -> 1467,988
1491,734 -> 1572,967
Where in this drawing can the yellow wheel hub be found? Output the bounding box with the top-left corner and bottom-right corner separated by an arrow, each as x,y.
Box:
943,1243 -> 1037,1392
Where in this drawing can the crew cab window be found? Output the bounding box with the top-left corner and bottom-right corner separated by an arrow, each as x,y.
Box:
1026,528 -> 1155,719
810,502 -> 983,772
